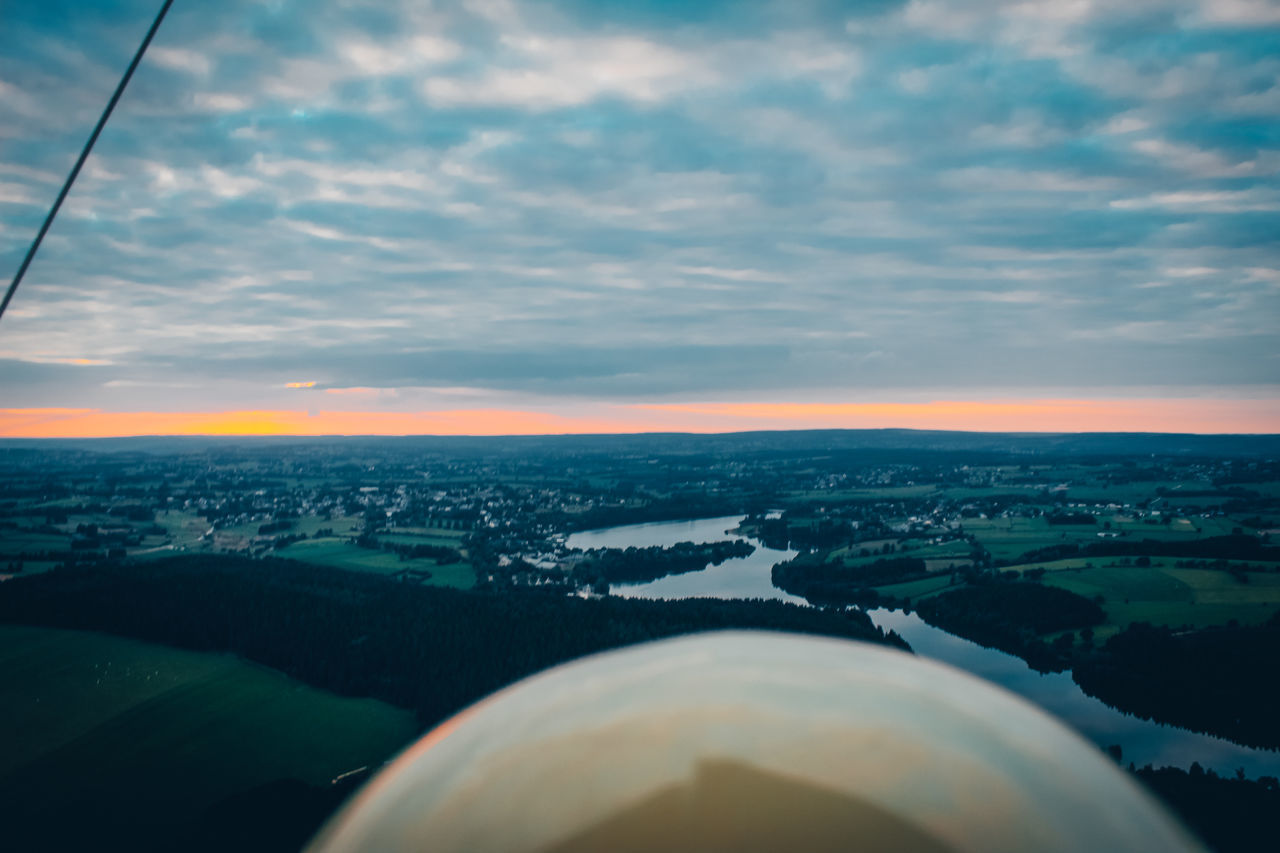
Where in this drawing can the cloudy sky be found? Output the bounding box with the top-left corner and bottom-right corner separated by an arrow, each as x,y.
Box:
1,0 -> 1277,435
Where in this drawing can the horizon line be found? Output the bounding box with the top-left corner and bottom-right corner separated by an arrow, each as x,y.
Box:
2,398 -> 1277,439
3,427 -> 1278,440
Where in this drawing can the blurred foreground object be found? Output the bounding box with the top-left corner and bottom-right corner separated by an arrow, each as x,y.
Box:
308,631 -> 1202,853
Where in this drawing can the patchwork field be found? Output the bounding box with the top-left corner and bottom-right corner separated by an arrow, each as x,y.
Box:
199,514 -> 364,552
962,516 -> 1104,561
0,624 -> 418,847
873,551 -> 1280,641
825,537 -> 971,568
278,536 -> 474,588
1043,566 -> 1280,640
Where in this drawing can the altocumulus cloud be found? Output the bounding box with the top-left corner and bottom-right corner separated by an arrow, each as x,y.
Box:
0,0 -> 1277,419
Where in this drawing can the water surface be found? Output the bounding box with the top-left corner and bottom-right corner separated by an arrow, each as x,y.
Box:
567,516 -> 1280,777
567,515 -> 804,605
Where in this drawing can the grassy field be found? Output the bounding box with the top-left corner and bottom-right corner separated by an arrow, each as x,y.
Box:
964,513 -> 1255,565
901,539 -> 972,559
825,539 -> 899,561
278,537 -> 474,588
962,516 -> 1104,561
420,562 -> 476,588
824,537 -> 970,568
199,515 -> 363,550
874,574 -> 959,601
1040,566 -> 1280,641
151,509 -> 212,551
0,531 -> 71,555
0,624 -> 418,846
877,543 -> 1280,637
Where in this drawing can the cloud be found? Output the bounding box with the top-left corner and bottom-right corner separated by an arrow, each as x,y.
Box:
1132,138 -> 1280,178
149,47 -> 212,76
0,0 -> 1276,425
192,92 -> 252,112
1193,0 -> 1280,26
423,35 -> 715,109
1111,190 -> 1280,212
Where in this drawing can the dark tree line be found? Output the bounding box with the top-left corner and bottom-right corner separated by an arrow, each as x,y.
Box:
8,548 -> 110,563
913,579 -> 1105,672
1046,512 -> 1096,525
258,520 -> 295,535
1012,535 -> 1277,567
1074,615 -> 1280,750
771,556 -> 930,606
573,540 -> 755,585
560,497 -> 744,532
1130,763 -> 1280,853
0,555 -> 903,730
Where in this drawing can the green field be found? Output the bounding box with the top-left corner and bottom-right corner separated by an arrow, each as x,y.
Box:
962,516 -> 1109,561
197,514 -> 363,551
0,531 -> 71,555
149,509 -> 212,551
269,515 -> 363,539
1038,566 -> 1280,641
874,573 -> 959,601
278,537 -> 474,588
0,624 -> 418,846
824,536 -> 970,567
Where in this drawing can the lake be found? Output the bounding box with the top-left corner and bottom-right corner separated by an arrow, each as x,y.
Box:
565,514 -> 1279,777
566,515 -> 805,605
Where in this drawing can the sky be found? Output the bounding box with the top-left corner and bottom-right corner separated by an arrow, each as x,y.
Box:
1,0 -> 1277,436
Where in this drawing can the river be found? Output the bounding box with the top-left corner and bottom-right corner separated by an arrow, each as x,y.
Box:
565,514 -> 1279,777
567,515 -> 805,605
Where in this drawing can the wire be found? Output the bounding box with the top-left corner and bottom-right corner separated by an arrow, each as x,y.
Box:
0,0 -> 176,325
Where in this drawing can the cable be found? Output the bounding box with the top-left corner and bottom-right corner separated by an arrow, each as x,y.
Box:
0,0 -> 176,325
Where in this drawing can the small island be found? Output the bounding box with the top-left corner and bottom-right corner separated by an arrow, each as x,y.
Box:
573,540 -> 756,586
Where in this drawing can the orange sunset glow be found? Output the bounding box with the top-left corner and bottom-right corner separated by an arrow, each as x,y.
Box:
3,398 -> 1276,438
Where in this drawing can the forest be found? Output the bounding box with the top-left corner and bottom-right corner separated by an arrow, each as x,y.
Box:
772,555 -> 929,605
912,579 -> 1106,671
1074,617 -> 1280,751
572,539 -> 756,585
0,553 -> 902,728
1131,764 -> 1280,853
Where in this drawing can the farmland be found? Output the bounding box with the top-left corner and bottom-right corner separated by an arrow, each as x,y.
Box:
277,536 -> 475,588
1043,565 -> 1280,640
0,431 -> 1277,851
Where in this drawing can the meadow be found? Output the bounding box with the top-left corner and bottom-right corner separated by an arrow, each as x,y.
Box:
0,624 -> 418,848
961,516 -> 1106,561
278,533 -> 474,589
872,553 -> 1280,644
1043,566 -> 1280,640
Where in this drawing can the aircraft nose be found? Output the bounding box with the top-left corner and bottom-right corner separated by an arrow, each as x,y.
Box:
307,631 -> 1204,853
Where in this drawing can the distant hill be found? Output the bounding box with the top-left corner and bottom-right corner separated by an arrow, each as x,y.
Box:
1,428 -> 1277,457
